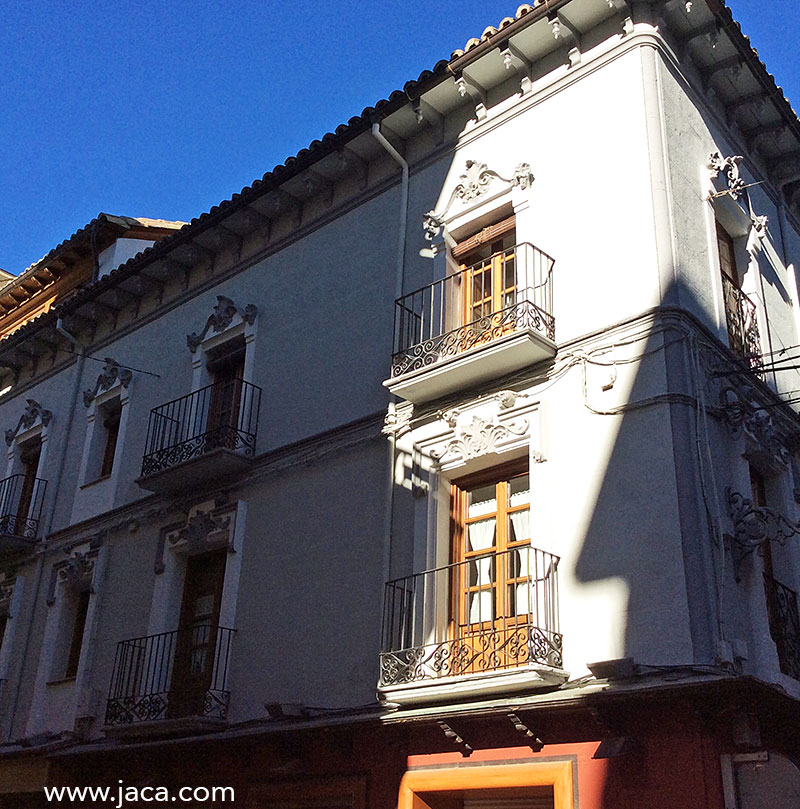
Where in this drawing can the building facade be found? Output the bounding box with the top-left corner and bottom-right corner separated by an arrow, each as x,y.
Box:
1,1 -> 800,806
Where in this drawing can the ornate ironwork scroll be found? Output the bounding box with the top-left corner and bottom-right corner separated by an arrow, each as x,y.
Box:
720,274 -> 761,369
768,577 -> 800,680
105,625 -> 234,726
140,378 -> 261,478
379,625 -> 563,688
392,300 -> 555,377
727,489 -> 800,581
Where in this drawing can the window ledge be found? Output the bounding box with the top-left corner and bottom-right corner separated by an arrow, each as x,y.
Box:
80,474 -> 112,490
46,676 -> 77,687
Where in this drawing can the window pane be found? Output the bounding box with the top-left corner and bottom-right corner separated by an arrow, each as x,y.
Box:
468,484 -> 497,517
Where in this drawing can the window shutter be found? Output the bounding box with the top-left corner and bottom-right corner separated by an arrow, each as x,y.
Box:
452,214 -> 517,259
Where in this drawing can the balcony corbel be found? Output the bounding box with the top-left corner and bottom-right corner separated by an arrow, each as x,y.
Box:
507,712 -> 544,752
437,720 -> 473,757
726,489 -> 800,582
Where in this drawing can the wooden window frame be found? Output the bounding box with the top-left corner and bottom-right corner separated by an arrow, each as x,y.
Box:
450,458 -> 530,634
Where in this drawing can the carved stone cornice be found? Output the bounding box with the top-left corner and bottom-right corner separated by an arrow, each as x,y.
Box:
423,159 -> 534,241
708,151 -> 746,200
5,399 -> 52,445
83,358 -> 132,407
186,295 -> 257,352
727,489 -> 800,581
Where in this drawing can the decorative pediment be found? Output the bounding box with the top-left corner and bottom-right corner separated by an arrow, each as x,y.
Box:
83,358 -> 132,407
708,151 -> 746,200
423,159 -> 534,241
167,509 -> 232,555
186,295 -> 257,353
5,399 -> 52,445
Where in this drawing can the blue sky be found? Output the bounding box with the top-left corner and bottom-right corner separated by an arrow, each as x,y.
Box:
1,0 -> 798,275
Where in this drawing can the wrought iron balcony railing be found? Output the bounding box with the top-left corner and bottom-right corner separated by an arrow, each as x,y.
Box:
105,625 -> 234,726
380,546 -> 561,688
0,474 -> 47,540
766,575 -> 800,681
390,243 -> 555,378
721,273 -> 761,369
141,379 -> 261,477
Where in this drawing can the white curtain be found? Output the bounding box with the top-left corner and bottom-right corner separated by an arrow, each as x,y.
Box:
467,518 -> 495,623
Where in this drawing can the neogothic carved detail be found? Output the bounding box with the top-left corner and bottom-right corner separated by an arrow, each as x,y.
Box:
186,296 -> 257,352
708,152 -> 746,200
431,416 -> 528,461
423,159 -> 535,241
5,399 -> 52,445
83,358 -> 132,407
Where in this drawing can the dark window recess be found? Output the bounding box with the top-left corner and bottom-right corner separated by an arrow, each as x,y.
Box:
100,401 -> 122,478
17,437 -> 41,524
64,590 -> 90,679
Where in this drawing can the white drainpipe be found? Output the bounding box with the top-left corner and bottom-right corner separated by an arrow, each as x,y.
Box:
371,122 -> 410,598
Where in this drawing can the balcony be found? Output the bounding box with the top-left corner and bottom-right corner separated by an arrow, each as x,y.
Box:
379,546 -> 565,705
0,474 -> 47,555
721,273 -> 761,370
105,625 -> 234,734
138,379 -> 261,493
766,576 -> 800,681
384,243 -> 556,403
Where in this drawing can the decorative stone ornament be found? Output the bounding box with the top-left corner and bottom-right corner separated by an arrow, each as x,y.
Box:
57,553 -> 95,593
708,152 -> 746,200
430,415 -> 528,462
167,509 -> 232,555
721,387 -> 789,464
186,295 -> 257,352
423,159 -> 535,240
82,358 -> 132,407
5,399 -> 52,445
